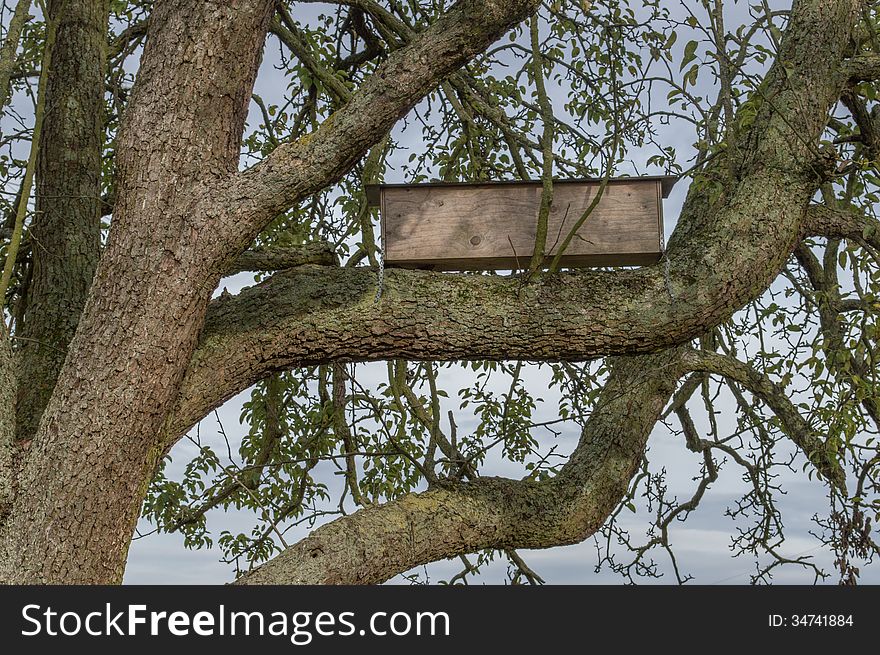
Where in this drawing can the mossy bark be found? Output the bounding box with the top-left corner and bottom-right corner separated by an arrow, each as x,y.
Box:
15,0 -> 109,441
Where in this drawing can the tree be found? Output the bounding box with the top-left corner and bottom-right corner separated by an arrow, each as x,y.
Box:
0,0 -> 877,585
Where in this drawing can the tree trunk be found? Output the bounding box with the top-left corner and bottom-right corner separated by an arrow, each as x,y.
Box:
0,0 -> 275,584
0,0 -> 550,585
15,0 -> 109,441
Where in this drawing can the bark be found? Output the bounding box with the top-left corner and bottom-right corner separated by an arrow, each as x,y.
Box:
846,53 -> 880,81
0,340 -> 15,520
237,347 -> 688,584
227,242 -> 336,275
0,0 -> 276,584
802,204 -> 880,248
15,0 -> 109,441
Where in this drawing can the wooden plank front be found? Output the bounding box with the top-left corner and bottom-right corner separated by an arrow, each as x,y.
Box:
380,180 -> 662,270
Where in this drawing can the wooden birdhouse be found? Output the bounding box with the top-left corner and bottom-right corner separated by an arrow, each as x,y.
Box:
365,176 -> 677,271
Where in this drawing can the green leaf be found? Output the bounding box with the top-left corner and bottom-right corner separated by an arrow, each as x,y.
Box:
680,40 -> 699,70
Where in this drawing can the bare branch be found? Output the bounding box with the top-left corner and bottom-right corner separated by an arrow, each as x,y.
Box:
270,6 -> 352,104
680,348 -> 846,489
227,243 -> 337,275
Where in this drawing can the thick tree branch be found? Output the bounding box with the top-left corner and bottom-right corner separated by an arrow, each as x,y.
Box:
803,203 -> 880,249
165,187 -> 851,442
167,0 -> 865,446
840,90 -> 880,156
233,343 -> 846,584
109,19 -> 149,60
168,264 -> 672,440
236,348 -> 687,584
845,53 -> 880,81
0,0 -> 33,111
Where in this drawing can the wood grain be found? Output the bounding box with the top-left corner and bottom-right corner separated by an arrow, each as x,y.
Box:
380,179 -> 663,270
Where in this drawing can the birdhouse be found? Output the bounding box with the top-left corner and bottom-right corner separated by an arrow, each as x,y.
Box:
365,176 -> 677,271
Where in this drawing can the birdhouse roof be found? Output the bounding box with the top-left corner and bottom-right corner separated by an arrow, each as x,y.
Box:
365,175 -> 679,207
